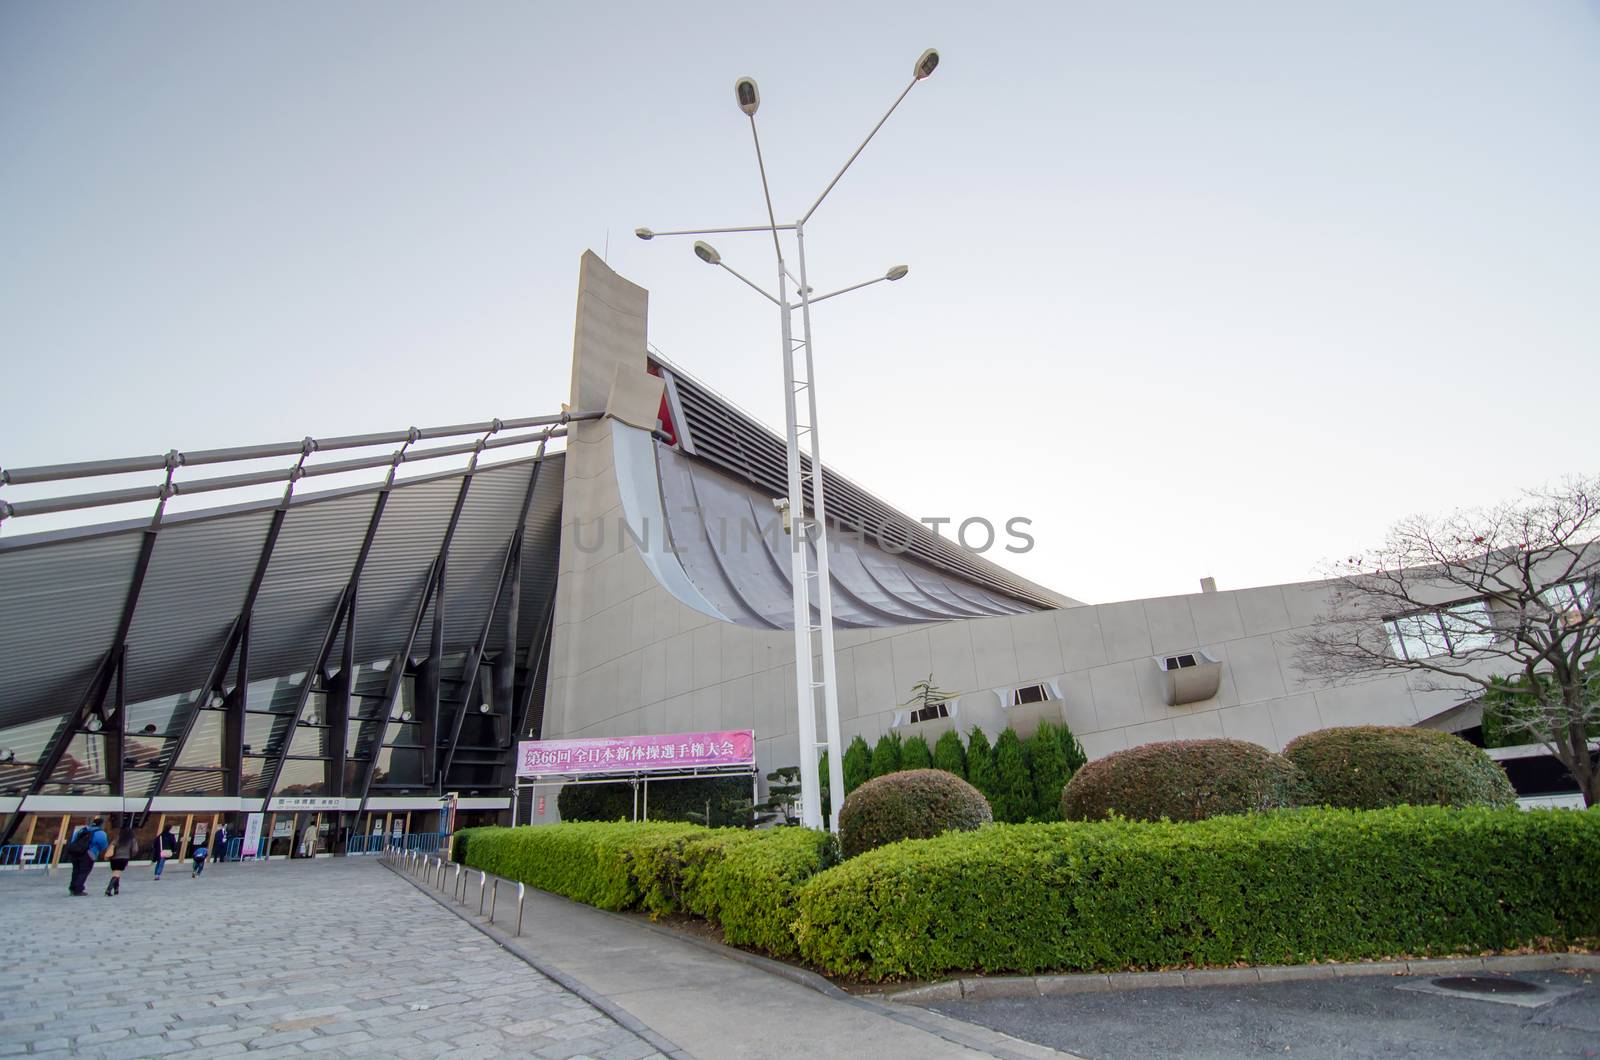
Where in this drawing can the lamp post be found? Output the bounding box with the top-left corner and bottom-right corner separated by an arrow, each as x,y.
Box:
638,49 -> 938,831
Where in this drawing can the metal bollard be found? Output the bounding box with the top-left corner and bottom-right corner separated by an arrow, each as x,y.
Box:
478,870 -> 488,915
452,863 -> 461,901
515,882 -> 526,937
488,878 -> 498,923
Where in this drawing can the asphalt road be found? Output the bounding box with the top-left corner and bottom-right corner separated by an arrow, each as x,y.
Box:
925,970 -> 1600,1059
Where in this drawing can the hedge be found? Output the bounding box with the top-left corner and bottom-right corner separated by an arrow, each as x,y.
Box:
838,769 -> 992,857
454,822 -> 837,957
1284,726 -> 1516,809
1061,738 -> 1306,822
792,806 -> 1600,980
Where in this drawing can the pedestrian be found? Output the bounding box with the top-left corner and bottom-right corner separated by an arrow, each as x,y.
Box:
64,817 -> 108,897
104,818 -> 137,897
153,824 -> 179,880
191,833 -> 209,878
213,820 -> 229,866
297,824 -> 316,859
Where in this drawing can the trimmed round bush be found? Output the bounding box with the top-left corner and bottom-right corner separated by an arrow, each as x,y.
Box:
1061,738 -> 1306,822
838,768 -> 992,857
1284,726 -> 1516,809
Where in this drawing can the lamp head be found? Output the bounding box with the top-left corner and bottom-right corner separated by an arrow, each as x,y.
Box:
634,227 -> 655,240
886,265 -> 909,281
914,48 -> 940,80
693,241 -> 722,265
735,77 -> 760,116
85,715 -> 103,733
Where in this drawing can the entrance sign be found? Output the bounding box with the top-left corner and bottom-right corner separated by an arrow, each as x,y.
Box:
517,730 -> 755,777
239,813 -> 264,860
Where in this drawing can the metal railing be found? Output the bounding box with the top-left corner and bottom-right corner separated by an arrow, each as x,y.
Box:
0,843 -> 53,869
382,845 -> 525,937
387,832 -> 447,854
217,837 -> 269,862
345,834 -> 388,856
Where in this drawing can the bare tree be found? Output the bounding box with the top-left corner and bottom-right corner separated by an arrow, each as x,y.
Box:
1297,476 -> 1600,806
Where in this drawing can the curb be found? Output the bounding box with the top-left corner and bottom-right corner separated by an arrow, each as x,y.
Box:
885,952 -> 1600,1003
381,861 -> 694,1060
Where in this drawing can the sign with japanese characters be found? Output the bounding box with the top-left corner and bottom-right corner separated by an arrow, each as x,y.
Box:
516,730 -> 755,777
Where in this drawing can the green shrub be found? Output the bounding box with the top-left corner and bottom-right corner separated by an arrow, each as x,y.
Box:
966,726 -> 996,800
932,730 -> 967,778
901,734 -> 933,771
460,821 -> 701,909
451,826 -> 484,865
1025,721 -> 1072,822
456,821 -> 836,958
793,807 -> 1600,980
837,769 -> 993,858
989,729 -> 1033,823
689,827 -> 838,956
1284,726 -> 1516,809
1061,738 -> 1306,822
870,733 -> 903,778
843,736 -> 873,792
1060,723 -> 1087,774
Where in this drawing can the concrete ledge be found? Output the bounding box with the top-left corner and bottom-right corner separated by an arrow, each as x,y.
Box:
885,954 -> 1600,1003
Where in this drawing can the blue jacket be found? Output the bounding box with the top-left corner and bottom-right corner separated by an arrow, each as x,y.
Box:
74,826 -> 109,859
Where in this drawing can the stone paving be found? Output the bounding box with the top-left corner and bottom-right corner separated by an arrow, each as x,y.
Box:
0,856 -> 664,1059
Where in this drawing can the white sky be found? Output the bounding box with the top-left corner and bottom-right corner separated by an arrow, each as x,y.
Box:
2,2 -> 1597,603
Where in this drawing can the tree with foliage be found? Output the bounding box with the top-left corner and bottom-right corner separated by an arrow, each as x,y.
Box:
932,729 -> 967,779
1059,722 -> 1088,775
842,735 -> 872,793
965,726 -> 995,801
989,729 -> 1034,823
1026,721 -> 1072,821
870,732 -> 903,778
1298,477 -> 1600,806
816,752 -> 831,825
901,734 -> 933,771
760,766 -> 802,825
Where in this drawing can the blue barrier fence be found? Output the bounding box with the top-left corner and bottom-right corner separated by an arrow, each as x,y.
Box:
218,837 -> 269,862
390,832 -> 447,855
0,843 -> 53,868
345,834 -> 386,856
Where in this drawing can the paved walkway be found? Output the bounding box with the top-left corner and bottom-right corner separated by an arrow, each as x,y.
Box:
0,857 -> 661,1058
407,862 -> 1067,1060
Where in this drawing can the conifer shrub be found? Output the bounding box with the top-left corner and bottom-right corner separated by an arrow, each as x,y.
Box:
1025,721 -> 1073,822
966,726 -> 996,801
932,729 -> 967,779
1284,726 -> 1516,809
837,768 -> 993,858
1061,738 -> 1306,822
901,734 -> 933,771
842,735 -> 873,793
989,729 -> 1034,822
870,732 -> 903,778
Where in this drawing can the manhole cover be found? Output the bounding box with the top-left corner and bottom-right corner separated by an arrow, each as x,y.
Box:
1431,976 -> 1542,996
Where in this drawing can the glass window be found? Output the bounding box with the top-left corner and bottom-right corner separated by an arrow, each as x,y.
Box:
247,672 -> 308,713
286,725 -> 334,759
125,690 -> 201,740
240,755 -> 272,798
242,712 -> 293,758
272,756 -> 330,796
165,768 -> 227,796
0,716 -> 71,794
1386,612 -> 1449,660
371,746 -> 425,787
172,709 -> 223,772
1440,600 -> 1495,653
41,734 -> 110,794
351,659 -> 392,698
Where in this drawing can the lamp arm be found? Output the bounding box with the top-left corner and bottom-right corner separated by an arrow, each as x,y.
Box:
718,262 -> 784,306
797,275 -> 889,307
800,77 -> 918,225
639,223 -> 797,238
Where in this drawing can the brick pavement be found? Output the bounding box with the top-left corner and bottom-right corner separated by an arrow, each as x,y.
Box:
0,856 -> 664,1059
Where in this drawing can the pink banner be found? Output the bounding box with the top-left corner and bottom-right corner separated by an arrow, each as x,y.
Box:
516,730 -> 755,777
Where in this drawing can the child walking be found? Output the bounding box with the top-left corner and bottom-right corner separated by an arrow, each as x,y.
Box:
191,836 -> 209,877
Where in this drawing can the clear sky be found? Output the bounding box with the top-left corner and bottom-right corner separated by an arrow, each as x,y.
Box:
2,2 -> 1596,603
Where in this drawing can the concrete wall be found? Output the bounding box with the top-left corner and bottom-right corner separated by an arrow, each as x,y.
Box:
543,254 -> 1469,782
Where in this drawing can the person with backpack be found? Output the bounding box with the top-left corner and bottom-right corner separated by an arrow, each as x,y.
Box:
104,819 -> 137,896
152,824 -> 179,879
190,835 -> 209,877
64,817 -> 108,897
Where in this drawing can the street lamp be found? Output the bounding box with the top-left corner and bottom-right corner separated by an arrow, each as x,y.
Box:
637,49 -> 940,832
